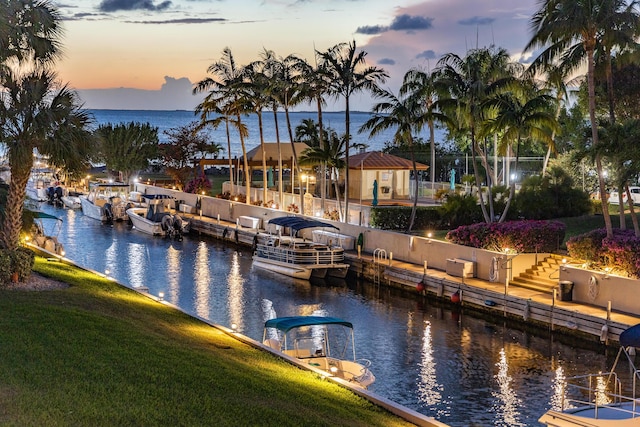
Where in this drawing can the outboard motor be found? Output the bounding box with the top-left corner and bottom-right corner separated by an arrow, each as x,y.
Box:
172,214 -> 184,241
53,186 -> 64,207
104,203 -> 114,224
161,214 -> 174,235
46,187 -> 55,204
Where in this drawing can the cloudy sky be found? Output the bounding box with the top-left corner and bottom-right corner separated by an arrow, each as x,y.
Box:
55,0 -> 539,111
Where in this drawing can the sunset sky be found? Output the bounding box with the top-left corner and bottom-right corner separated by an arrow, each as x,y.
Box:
55,0 -> 539,111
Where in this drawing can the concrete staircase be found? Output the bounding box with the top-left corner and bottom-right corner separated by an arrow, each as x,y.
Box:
509,255 -> 565,294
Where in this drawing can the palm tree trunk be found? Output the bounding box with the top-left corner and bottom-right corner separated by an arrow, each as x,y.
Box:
429,118 -> 435,197
257,112 -> 268,204
284,104 -> 304,215
588,48 -> 613,238
407,140 -> 418,232
344,98 -> 351,223
1,162 -> 31,250
225,119 -> 234,195
471,130 -> 491,223
272,106 -> 283,208
236,111 -> 251,205
317,96 -> 326,211
625,185 -> 640,237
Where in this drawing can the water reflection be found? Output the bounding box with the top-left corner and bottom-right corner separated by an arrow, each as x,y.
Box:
417,321 -> 443,407
38,203 -> 631,427
493,347 -> 524,427
193,242 -> 211,318
550,363 -> 568,411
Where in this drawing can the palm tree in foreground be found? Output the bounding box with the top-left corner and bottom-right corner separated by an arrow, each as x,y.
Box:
319,41 -> 388,223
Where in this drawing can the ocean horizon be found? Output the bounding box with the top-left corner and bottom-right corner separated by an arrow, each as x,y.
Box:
88,109 -> 444,157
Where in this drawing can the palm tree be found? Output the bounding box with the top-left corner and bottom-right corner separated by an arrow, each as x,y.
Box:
401,67 -> 448,197
194,93 -> 247,196
244,61 -> 273,204
482,78 -> 559,222
297,55 -> 332,211
526,0 -> 640,238
360,84 -> 423,232
0,1 -> 94,251
194,47 -> 252,204
319,41 -> 388,223
0,70 -> 93,250
298,129 -> 346,220
435,46 -> 517,223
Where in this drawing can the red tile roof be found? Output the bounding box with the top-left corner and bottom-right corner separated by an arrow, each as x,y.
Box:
348,151 -> 428,170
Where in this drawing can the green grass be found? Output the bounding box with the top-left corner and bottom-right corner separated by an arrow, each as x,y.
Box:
0,258 -> 414,427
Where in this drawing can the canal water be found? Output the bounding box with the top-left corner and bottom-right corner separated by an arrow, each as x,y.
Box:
38,203 -> 620,427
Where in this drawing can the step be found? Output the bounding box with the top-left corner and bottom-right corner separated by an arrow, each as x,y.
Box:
509,277 -> 557,294
517,273 -> 558,287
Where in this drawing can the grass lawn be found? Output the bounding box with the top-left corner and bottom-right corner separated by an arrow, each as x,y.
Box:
0,257 -> 414,427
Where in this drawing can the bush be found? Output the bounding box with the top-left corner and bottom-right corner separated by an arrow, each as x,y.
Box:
369,206 -> 441,231
0,248 -> 34,283
513,169 -> 592,219
567,228 -> 640,277
446,220 -> 566,253
438,193 -> 483,228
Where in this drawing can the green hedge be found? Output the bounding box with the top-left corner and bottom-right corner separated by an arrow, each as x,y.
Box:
369,206 -> 441,231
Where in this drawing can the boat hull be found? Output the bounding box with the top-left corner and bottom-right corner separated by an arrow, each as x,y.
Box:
127,207 -> 165,236
253,242 -> 350,280
80,195 -> 106,221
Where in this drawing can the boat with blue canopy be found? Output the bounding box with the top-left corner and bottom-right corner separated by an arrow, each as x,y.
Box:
539,324 -> 640,426
252,216 -> 350,280
262,315 -> 375,389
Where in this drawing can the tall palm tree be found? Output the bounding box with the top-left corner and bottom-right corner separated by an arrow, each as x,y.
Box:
194,93 -> 247,196
0,70 -> 93,250
401,67 -> 448,196
319,41 -> 388,223
244,61 -> 273,204
435,46 -> 517,223
297,55 -> 332,211
194,47 -> 252,204
0,0 -> 94,251
360,84 -> 423,232
482,78 -> 559,222
526,0 -> 640,238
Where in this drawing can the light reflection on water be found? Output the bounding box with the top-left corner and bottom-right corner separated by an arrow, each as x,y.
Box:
39,203 -> 630,427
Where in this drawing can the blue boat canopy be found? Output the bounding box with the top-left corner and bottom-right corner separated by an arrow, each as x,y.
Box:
620,324 -> 640,347
268,216 -> 338,231
143,194 -> 175,200
264,316 -> 353,333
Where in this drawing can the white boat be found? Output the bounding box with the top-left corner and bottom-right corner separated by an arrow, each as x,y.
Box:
262,316 -> 375,389
28,211 -> 65,256
539,324 -> 640,426
252,216 -> 350,280
126,194 -> 189,240
61,194 -> 82,209
79,182 -> 133,223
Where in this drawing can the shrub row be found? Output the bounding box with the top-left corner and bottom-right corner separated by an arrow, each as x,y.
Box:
446,220 -> 566,253
567,228 -> 640,278
369,206 -> 441,231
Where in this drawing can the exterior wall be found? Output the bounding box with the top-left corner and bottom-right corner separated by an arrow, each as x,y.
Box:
560,266 -> 637,315
136,183 -> 637,315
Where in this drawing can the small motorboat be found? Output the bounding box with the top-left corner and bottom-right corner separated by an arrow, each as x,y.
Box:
79,182 -> 133,223
27,211 -> 65,257
126,194 -> 189,240
262,315 -> 375,389
252,216 -> 350,280
539,323 -> 640,426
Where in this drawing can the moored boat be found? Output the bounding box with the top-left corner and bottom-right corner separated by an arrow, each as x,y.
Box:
126,194 -> 189,240
262,315 -> 375,389
79,182 -> 133,223
252,216 -> 350,280
538,324 -> 640,426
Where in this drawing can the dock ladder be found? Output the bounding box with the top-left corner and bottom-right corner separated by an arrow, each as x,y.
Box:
373,248 -> 387,285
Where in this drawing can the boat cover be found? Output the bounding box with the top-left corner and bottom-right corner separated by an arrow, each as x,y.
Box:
142,194 -> 175,200
33,211 -> 61,221
620,323 -> 640,347
264,316 -> 352,333
268,216 -> 338,231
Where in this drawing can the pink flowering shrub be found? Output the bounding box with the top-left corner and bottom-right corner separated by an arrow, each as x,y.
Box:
446,220 -> 565,253
184,174 -> 211,194
567,228 -> 640,277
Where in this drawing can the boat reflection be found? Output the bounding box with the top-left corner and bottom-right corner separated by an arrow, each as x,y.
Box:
493,348 -> 524,427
